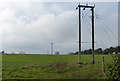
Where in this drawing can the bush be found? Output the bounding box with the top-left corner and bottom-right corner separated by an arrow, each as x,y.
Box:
106,55 -> 120,80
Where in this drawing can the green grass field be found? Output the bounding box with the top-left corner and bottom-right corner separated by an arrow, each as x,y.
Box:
2,54 -> 112,79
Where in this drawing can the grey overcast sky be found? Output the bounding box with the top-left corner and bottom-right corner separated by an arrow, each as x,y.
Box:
0,2 -> 118,54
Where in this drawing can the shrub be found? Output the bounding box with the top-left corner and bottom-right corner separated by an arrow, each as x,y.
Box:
106,55 -> 120,80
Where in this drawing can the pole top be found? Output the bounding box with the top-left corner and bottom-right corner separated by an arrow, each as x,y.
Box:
77,3 -> 95,9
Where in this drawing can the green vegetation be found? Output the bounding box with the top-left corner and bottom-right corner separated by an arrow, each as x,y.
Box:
74,46 -> 120,54
2,54 -> 112,79
105,55 -> 120,80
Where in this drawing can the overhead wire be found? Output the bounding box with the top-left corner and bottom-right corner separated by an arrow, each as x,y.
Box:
95,9 -> 117,40
53,9 -> 78,53
82,10 -> 108,49
82,15 -> 93,50
74,7 -> 117,51
95,15 -> 116,45
60,9 -> 77,33
83,8 -> 116,47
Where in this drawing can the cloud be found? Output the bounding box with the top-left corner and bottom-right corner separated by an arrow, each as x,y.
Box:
0,2 -> 78,54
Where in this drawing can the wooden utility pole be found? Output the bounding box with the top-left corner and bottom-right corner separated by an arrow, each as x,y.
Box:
76,4 -> 95,64
91,8 -> 95,64
77,4 -> 81,64
51,43 -> 53,55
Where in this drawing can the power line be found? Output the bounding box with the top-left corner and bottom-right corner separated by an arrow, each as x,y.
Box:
82,11 -> 108,50
82,13 -> 92,34
95,10 -> 117,40
91,9 -> 117,44
96,18 -> 116,45
94,10 -> 117,47
84,10 -> 116,46
61,10 -> 77,32
78,6 -> 117,52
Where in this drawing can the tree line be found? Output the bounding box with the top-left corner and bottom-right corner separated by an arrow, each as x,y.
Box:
73,46 -> 120,55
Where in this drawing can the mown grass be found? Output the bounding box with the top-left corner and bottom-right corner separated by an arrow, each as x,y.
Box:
2,54 -> 112,79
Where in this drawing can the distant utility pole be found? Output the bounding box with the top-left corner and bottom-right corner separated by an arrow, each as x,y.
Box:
51,43 -> 54,55
76,3 -> 95,64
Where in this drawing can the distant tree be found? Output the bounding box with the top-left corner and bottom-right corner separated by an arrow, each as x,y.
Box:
74,51 -> 78,55
74,49 -> 92,55
2,51 -> 5,54
103,48 -> 109,54
55,51 -> 60,55
103,46 -> 117,54
74,46 -> 120,55
117,46 -> 120,52
84,49 -> 92,54
115,46 -> 120,54
109,46 -> 115,54
95,48 -> 102,54
111,46 -> 118,54
68,52 -> 74,55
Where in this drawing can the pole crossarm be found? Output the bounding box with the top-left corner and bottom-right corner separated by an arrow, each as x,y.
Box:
78,5 -> 95,8
76,4 -> 95,9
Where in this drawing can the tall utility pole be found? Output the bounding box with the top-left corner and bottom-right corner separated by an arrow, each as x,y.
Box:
76,4 -> 95,64
91,8 -> 95,64
76,4 -> 81,64
51,43 -> 54,55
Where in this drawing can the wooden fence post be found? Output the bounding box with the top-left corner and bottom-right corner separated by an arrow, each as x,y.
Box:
102,56 -> 106,78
